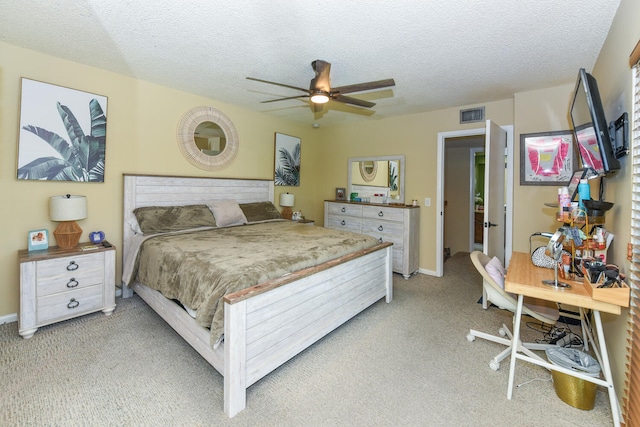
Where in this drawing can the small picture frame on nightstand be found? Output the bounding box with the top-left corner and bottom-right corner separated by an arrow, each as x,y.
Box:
336,187 -> 346,201
28,229 -> 49,251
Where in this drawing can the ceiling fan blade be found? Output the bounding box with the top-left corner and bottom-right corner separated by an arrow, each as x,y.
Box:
260,95 -> 309,103
332,78 -> 396,95
310,60 -> 331,92
332,94 -> 376,108
246,77 -> 309,93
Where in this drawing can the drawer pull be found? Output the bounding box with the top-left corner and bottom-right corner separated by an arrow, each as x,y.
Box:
378,211 -> 384,217
378,225 -> 384,231
378,238 -> 383,243
341,220 -> 346,226
67,298 -> 80,309
66,261 -> 79,271
341,207 -> 346,213
66,278 -> 79,288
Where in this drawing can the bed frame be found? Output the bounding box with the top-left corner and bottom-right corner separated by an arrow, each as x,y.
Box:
122,174 -> 393,417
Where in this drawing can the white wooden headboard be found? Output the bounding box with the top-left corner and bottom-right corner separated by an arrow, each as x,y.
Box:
122,174 -> 274,272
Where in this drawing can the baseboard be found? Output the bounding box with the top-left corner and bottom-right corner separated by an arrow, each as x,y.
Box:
0,313 -> 18,325
418,267 -> 438,276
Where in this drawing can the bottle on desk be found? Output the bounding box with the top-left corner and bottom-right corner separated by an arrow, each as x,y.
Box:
558,186 -> 570,221
578,179 -> 591,210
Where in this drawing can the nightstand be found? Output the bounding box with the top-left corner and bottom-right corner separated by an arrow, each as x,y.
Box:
297,219 -> 315,225
18,242 -> 116,339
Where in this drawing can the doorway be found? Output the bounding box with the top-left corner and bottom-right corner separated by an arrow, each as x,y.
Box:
435,124 -> 514,277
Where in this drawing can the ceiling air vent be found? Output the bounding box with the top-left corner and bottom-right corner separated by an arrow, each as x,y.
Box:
460,107 -> 485,124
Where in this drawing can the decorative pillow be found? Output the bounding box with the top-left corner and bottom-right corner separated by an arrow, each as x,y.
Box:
207,200 -> 248,227
239,201 -> 282,223
127,218 -> 143,235
485,256 -> 507,289
133,204 -> 216,234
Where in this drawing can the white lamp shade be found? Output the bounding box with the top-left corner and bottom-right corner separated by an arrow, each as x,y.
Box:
279,193 -> 295,207
49,195 -> 87,221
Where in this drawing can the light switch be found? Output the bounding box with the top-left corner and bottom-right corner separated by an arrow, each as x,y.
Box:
424,198 -> 431,207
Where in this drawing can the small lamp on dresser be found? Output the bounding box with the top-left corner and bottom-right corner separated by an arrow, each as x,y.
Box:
279,192 -> 295,220
49,194 -> 87,249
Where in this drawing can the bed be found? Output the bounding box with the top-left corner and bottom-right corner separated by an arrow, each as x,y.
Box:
121,174 -> 393,417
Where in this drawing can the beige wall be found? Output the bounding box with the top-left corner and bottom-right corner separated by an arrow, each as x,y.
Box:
0,41 -> 320,318
512,83 -> 576,251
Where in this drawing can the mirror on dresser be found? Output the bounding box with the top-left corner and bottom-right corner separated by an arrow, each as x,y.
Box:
347,155 -> 405,204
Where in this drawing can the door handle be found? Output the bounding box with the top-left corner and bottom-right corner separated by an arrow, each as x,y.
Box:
484,222 -> 498,228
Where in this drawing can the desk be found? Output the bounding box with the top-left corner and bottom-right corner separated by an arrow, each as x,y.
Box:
505,252 -> 621,426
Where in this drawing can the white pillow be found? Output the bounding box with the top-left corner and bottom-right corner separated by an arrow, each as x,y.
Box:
207,200 -> 248,227
128,218 -> 143,235
485,256 -> 506,289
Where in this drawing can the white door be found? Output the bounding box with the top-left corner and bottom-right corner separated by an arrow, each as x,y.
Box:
483,120 -> 507,264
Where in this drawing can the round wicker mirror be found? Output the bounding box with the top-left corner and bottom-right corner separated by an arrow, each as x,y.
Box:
359,160 -> 378,182
176,106 -> 239,171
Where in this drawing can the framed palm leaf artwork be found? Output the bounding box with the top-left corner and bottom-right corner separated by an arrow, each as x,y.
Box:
274,132 -> 300,186
17,78 -> 107,182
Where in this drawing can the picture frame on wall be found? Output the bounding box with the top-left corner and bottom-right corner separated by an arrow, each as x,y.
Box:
274,132 -> 301,186
335,187 -> 346,201
17,78 -> 108,182
520,130 -> 576,186
28,229 -> 49,252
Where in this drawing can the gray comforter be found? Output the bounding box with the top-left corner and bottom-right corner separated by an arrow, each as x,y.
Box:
128,221 -> 380,347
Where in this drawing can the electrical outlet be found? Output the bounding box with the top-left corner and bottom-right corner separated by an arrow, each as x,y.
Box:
424,197 -> 431,207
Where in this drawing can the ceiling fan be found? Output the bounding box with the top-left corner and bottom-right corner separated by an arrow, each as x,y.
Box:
247,60 -> 395,112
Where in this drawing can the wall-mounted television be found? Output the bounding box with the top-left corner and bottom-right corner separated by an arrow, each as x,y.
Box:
569,68 -> 621,175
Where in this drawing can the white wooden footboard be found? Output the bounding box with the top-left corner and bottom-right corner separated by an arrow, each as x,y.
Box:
122,174 -> 394,418
223,244 -> 392,417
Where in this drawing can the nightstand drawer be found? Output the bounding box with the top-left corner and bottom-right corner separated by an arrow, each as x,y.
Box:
19,244 -> 116,339
37,285 -> 104,324
37,253 -> 104,296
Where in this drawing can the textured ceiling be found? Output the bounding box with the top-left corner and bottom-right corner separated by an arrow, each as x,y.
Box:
0,1 -> 621,127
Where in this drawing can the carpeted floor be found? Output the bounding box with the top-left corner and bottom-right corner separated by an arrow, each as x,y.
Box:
0,252 -> 613,426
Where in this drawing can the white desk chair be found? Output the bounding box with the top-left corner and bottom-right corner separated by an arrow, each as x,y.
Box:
467,251 -> 560,370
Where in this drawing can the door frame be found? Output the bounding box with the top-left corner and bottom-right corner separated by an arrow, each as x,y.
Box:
469,147 -> 484,251
435,125 -> 514,277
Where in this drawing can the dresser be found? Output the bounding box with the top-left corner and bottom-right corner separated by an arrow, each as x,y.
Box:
324,201 -> 420,278
18,243 -> 116,339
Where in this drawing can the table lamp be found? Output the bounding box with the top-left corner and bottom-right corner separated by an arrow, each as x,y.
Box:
49,195 -> 87,249
279,193 -> 295,220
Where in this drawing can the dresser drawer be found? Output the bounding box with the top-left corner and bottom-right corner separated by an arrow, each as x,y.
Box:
326,215 -> 362,232
362,205 -> 404,222
361,219 -> 404,236
37,285 -> 104,324
327,203 -> 362,217
37,252 -> 105,297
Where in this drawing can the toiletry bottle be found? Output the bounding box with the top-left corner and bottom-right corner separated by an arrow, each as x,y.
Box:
578,179 -> 591,210
558,187 -> 570,221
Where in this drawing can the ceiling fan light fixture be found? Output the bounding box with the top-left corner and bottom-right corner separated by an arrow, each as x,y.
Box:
310,91 -> 329,104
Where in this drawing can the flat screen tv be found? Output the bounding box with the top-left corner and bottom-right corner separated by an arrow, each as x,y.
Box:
569,68 -> 620,175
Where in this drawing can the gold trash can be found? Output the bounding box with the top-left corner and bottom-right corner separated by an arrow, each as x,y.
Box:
546,347 -> 600,410
550,369 -> 597,410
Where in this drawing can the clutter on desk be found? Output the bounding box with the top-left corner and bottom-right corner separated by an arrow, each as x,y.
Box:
582,262 -> 630,307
